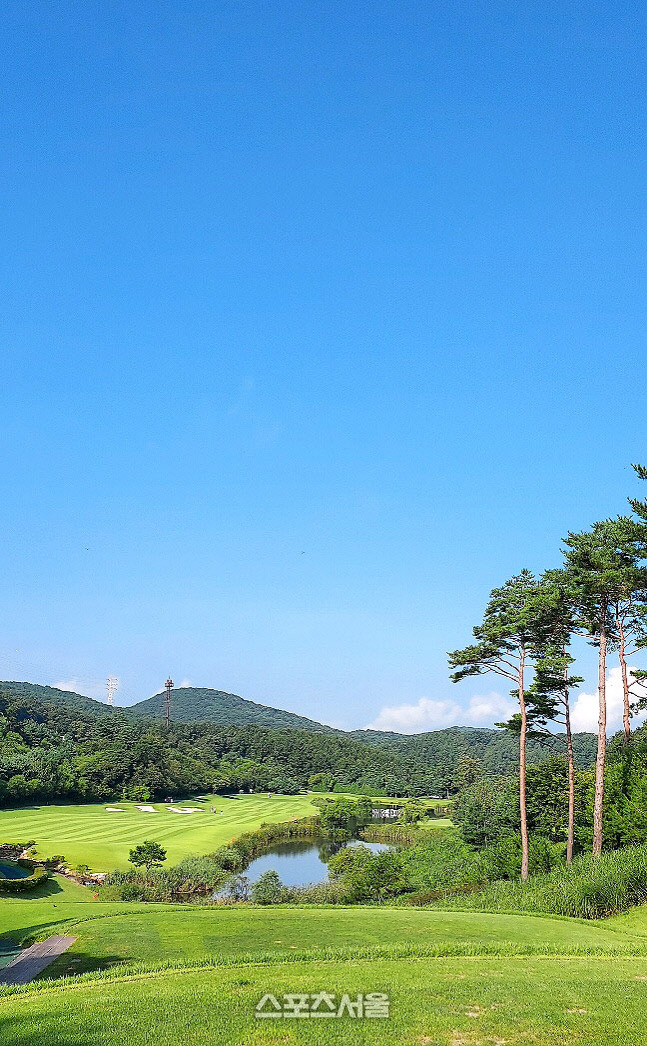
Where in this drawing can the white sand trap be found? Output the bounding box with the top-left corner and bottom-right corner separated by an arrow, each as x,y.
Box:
106,807 -> 125,812
137,805 -> 157,812
167,806 -> 201,813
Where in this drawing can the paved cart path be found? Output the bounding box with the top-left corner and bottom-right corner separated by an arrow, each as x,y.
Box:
0,935 -> 78,984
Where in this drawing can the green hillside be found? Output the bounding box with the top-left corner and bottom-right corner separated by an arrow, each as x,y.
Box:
0,681 -> 109,717
130,688 -> 598,778
130,686 -> 337,732
0,681 -> 598,794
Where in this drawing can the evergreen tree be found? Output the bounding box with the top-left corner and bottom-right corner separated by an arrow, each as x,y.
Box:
563,517 -> 647,855
128,840 -> 167,872
448,570 -> 549,880
529,569 -> 583,864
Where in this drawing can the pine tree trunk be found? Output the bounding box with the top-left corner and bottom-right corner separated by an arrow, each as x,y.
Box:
519,647 -> 529,881
616,611 -> 631,745
592,626 -> 607,857
564,688 -> 575,866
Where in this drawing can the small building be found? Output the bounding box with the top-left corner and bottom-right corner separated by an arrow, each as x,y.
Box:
371,807 -> 403,820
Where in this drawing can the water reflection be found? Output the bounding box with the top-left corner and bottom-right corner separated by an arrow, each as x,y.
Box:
242,836 -> 391,888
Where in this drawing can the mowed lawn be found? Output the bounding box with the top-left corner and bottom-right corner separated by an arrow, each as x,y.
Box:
45,904 -> 647,977
0,793 -> 318,870
5,953 -> 647,1046
5,882 -> 647,1044
3,882 -> 647,976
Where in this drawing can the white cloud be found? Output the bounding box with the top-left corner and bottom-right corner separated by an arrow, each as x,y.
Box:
367,691 -> 516,733
369,667 -> 647,737
52,678 -> 105,702
570,665 -> 647,734
177,678 -> 192,689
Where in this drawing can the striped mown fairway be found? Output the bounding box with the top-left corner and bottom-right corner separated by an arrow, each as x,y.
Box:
0,793 -> 318,871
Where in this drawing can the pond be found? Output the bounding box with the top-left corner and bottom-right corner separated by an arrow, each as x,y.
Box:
0,860 -> 30,880
241,837 -> 393,888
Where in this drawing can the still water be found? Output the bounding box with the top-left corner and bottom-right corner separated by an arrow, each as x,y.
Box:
0,861 -> 30,879
243,837 -> 392,888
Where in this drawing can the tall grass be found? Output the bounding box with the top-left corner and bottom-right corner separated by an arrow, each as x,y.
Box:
439,843 -> 647,919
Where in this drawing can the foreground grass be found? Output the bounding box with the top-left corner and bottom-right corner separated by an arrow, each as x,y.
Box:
0,793 -> 319,870
42,904 -> 647,977
3,952 -> 647,1045
2,889 -> 645,980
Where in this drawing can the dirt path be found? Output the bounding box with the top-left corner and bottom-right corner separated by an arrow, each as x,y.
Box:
0,935 -> 78,984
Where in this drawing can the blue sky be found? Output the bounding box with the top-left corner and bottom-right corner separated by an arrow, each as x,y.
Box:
2,0 -> 647,730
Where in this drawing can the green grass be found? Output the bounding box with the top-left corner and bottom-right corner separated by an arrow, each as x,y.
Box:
3,887 -> 646,980
440,843 -> 647,919
38,903 -> 647,978
0,793 -> 319,870
11,796 -> 647,1043
4,952 -> 647,1045
5,873 -> 647,1043
417,817 -> 453,829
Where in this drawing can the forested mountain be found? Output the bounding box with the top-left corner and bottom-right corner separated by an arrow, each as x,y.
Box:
0,681 -> 109,717
383,726 -> 599,795
130,687 -> 337,733
0,681 -> 598,807
0,687 -> 440,803
120,685 -> 599,778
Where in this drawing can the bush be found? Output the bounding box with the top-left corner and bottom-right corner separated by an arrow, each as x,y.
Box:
328,847 -> 410,903
280,880 -> 348,904
439,843 -> 647,919
250,870 -> 282,904
120,882 -> 147,901
220,875 -> 251,902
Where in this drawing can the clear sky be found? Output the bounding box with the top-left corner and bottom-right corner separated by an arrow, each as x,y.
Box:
2,1 -> 647,731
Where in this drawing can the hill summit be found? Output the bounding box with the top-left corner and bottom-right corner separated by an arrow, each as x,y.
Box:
130,686 -> 337,733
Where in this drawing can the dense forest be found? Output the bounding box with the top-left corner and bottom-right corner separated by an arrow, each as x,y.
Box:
0,685 -> 596,806
130,685 -> 337,732
0,687 -> 435,803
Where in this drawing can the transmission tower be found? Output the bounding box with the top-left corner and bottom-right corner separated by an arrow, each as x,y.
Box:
106,675 -> 119,707
165,677 -> 174,727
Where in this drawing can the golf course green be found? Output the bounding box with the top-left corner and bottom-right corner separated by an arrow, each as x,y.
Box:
6,796 -> 647,1044
0,793 -> 319,870
3,888 -> 647,1046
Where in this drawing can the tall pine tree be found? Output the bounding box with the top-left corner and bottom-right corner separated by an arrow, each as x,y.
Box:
563,517 -> 647,855
448,570 -> 549,880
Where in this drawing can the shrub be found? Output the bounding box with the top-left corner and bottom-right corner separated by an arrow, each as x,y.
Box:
250,870 -> 282,904
280,880 -> 348,904
219,875 -> 251,902
120,882 -> 147,901
439,843 -> 647,919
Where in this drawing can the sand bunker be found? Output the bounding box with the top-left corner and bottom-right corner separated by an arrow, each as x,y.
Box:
105,807 -> 125,812
166,806 -> 201,813
137,805 -> 157,812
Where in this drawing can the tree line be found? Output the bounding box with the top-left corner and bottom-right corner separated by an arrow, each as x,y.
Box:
449,464 -> 647,878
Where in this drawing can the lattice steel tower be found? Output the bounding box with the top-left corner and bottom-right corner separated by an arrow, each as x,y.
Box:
106,676 -> 119,707
165,677 -> 174,727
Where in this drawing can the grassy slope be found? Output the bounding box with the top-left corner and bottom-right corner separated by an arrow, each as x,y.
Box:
4,954 -> 647,1046
4,880 -> 647,1043
40,905 -> 647,977
0,793 -> 318,870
